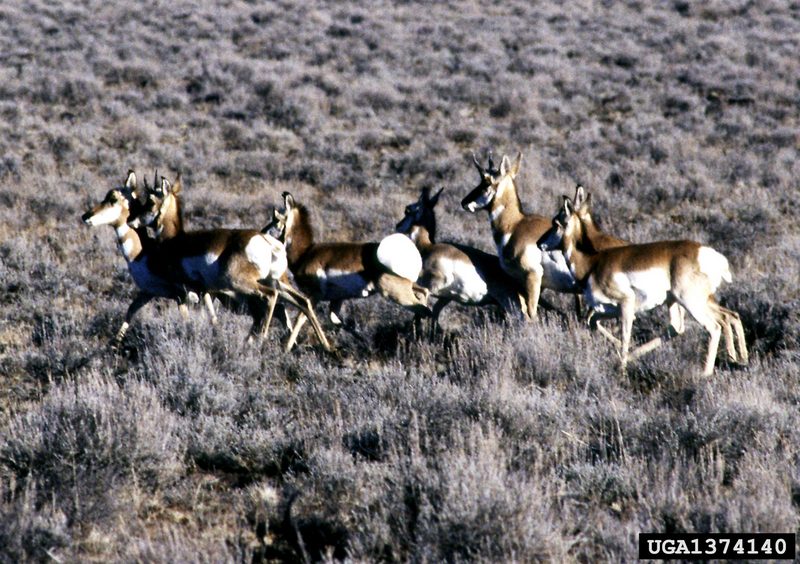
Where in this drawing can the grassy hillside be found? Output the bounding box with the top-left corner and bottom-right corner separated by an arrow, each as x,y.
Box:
1,0 -> 798,560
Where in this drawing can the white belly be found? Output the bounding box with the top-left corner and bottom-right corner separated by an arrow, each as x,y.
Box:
587,269 -> 670,314
625,269 -> 671,312
245,234 -> 287,280
318,268 -> 370,300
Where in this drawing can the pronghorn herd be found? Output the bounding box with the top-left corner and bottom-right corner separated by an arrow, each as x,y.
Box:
83,152 -> 748,376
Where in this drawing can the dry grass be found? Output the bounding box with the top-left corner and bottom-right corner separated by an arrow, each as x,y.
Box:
1,0 -> 799,561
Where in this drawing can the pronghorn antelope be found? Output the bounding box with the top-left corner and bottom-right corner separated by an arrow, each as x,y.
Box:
396,186 -> 523,321
537,196 -> 748,375
269,191 -> 431,347
82,176 -> 331,352
461,153 -> 578,319
136,172 -> 222,323
138,172 -> 304,334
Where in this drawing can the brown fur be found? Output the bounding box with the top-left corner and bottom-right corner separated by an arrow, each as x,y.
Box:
398,187 -> 523,319
462,153 -> 576,318
277,193 -> 430,329
83,179 -> 330,352
539,197 -> 748,375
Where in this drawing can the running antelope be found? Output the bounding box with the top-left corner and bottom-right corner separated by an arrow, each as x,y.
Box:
396,186 -> 523,322
82,177 -> 331,352
136,172 -> 226,323
461,153 -> 578,319
269,191 -> 431,348
537,196 -> 748,375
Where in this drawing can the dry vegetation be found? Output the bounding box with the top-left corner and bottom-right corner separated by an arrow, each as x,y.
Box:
1,0 -> 799,561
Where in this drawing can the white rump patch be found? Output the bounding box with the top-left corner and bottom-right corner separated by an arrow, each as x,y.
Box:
377,233 -> 422,281
246,234 -> 287,280
697,246 -> 731,291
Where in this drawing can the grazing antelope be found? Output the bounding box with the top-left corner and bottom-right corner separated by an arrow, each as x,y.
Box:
461,153 -> 578,319
269,191 -> 431,348
396,186 -> 523,322
537,196 -> 748,375
82,176 -> 331,352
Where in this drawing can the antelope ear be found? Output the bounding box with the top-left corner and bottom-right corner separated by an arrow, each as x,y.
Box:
430,187 -> 443,206
125,170 -> 137,190
420,186 -> 431,203
171,174 -> 182,196
500,154 -> 522,178
573,185 -> 586,208
563,195 -> 574,216
581,193 -> 593,214
500,155 -> 511,177
282,191 -> 295,210
509,152 -> 522,178
160,176 -> 171,195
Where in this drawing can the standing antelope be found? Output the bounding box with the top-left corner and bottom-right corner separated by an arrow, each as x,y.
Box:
269,191 -> 431,348
82,176 -> 331,352
396,186 -> 523,322
461,153 -> 578,319
537,196 -> 748,375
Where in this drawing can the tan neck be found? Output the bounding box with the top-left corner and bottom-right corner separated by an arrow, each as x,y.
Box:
113,217 -> 144,262
409,225 -> 434,250
488,177 -> 524,244
157,196 -> 183,239
564,231 -> 600,282
286,207 -> 314,266
579,213 -> 627,252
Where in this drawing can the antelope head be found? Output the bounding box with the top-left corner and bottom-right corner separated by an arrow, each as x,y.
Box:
263,206 -> 288,240
270,191 -> 298,244
537,196 -> 579,254
135,173 -> 182,232
461,152 -> 521,213
396,186 -> 443,236
82,170 -> 139,227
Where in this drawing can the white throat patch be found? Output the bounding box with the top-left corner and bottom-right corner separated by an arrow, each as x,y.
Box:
490,205 -> 505,222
